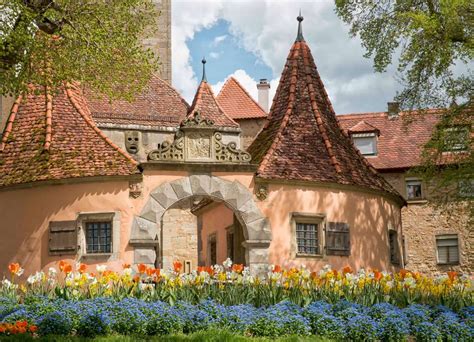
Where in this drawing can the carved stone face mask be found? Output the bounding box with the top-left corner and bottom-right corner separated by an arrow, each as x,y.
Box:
125,131 -> 140,154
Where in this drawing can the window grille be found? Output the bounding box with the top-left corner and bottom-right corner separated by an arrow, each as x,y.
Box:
86,221 -> 112,254
296,223 -> 319,255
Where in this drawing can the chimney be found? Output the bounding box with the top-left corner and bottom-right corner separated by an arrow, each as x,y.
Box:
387,101 -> 400,119
257,79 -> 270,113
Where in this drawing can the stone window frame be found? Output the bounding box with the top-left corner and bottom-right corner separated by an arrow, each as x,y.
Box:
405,177 -> 425,202
77,212 -> 121,262
388,229 -> 401,266
351,132 -> 378,157
435,234 -> 460,265
290,212 -> 326,259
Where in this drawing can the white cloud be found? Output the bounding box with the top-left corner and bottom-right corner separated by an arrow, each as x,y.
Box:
172,0 -> 402,112
212,34 -> 227,46
209,51 -> 221,59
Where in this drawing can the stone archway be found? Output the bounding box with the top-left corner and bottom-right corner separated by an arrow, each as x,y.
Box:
129,175 -> 271,274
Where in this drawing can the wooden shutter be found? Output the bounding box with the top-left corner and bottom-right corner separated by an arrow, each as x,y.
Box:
49,221 -> 78,256
325,222 -> 350,256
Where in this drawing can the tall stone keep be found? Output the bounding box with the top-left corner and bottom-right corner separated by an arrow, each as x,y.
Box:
143,0 -> 172,83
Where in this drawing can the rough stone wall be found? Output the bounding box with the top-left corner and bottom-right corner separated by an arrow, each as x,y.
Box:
237,118 -> 267,150
161,199 -> 198,271
381,172 -> 473,275
143,0 -> 172,83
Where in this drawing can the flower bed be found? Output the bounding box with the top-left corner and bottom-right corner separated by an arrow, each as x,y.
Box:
1,261 -> 473,339
0,297 -> 473,340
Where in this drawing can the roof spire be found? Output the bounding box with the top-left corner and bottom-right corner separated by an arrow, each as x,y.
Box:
296,10 -> 304,42
201,57 -> 207,82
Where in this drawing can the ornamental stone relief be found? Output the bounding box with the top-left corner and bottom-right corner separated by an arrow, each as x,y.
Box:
186,132 -> 211,160
147,111 -> 251,164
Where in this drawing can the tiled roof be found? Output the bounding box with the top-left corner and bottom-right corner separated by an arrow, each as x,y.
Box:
338,111 -> 443,170
216,77 -> 267,119
187,80 -> 239,128
348,120 -> 380,134
0,84 -> 139,188
247,32 -> 401,200
87,75 -> 189,127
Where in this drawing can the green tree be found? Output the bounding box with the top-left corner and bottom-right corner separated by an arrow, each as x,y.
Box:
335,0 -> 473,209
1,0 -> 158,100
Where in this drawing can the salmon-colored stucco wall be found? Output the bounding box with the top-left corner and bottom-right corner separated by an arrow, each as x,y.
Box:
262,184 -> 402,272
0,171 -> 257,277
0,181 -> 133,277
200,203 -> 234,266
199,183 -> 403,272
0,171 -> 402,278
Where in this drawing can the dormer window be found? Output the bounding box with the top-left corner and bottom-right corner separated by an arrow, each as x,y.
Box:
352,133 -> 377,156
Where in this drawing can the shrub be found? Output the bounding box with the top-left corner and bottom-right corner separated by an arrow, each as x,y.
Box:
346,314 -> 380,341
413,321 -> 442,342
403,304 -> 433,327
76,309 -> 110,337
37,311 -> 73,336
434,311 -> 474,341
305,312 -> 346,339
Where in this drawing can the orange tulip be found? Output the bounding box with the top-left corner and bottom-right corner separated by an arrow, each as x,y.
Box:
78,263 -> 87,274
232,264 -> 244,274
342,266 -> 353,275
29,325 -> 38,333
137,263 -> 147,274
399,269 -> 409,279
145,267 -> 155,277
58,260 -> 72,273
122,263 -> 131,269
133,275 -> 140,283
63,264 -> 72,274
374,271 -> 383,281
173,261 -> 182,273
16,321 -> 27,329
447,271 -> 457,282
0,325 -> 6,333
8,263 -> 21,275
273,265 -> 282,273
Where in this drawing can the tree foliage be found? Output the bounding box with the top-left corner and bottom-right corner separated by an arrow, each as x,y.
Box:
335,0 -> 473,208
0,0 -> 159,100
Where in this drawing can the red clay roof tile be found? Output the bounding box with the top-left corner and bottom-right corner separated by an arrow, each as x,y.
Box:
247,36 -> 401,200
0,84 -> 138,188
187,80 -> 239,128
216,77 -> 267,119
338,111 -> 443,170
87,75 -> 189,128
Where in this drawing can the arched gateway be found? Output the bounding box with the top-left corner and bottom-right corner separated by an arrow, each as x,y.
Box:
130,175 -> 271,273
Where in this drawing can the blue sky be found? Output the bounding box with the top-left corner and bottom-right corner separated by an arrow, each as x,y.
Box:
171,1 -> 404,114
188,20 -> 273,85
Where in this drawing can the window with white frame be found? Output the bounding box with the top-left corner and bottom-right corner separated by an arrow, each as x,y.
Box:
436,235 -> 459,265
406,179 -> 423,200
352,133 -> 377,156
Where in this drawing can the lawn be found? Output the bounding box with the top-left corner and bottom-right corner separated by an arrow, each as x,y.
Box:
0,330 -> 332,341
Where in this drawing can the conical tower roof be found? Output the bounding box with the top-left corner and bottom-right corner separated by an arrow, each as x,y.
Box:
248,15 -> 401,199
0,84 -> 139,188
186,58 -> 239,128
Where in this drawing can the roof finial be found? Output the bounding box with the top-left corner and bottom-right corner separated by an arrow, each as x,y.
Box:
296,10 -> 304,42
201,57 -> 207,82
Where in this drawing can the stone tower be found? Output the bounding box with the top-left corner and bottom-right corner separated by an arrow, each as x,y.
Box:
143,0 -> 172,83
